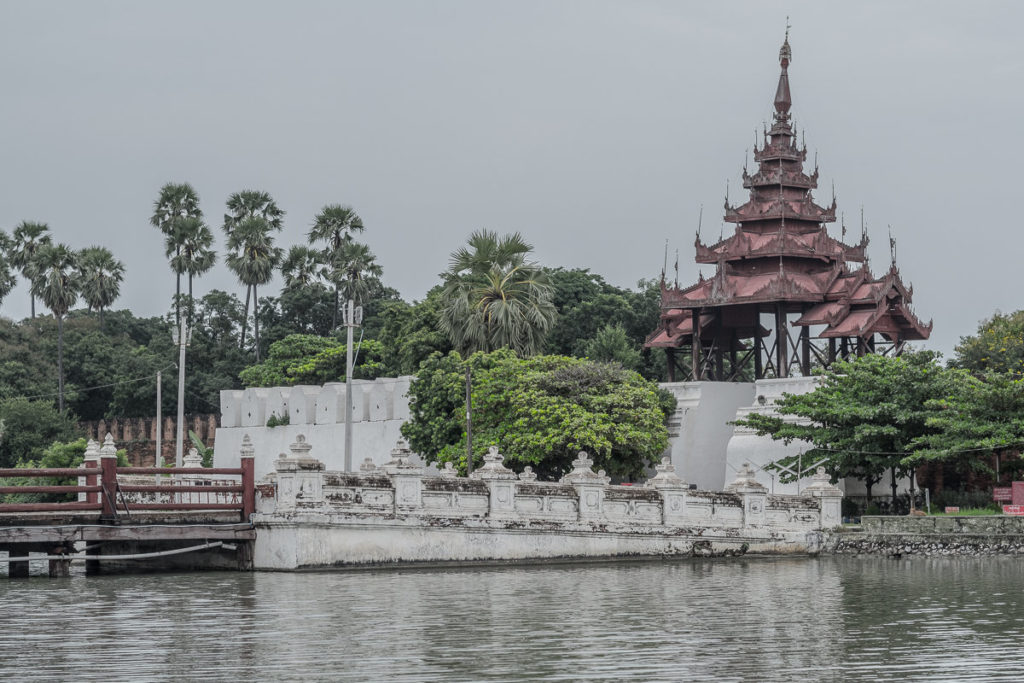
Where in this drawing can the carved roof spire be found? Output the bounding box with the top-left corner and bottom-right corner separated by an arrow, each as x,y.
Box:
774,27 -> 792,116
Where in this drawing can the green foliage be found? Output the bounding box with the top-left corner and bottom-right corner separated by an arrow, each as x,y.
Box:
401,350 -> 671,481
733,352 -> 948,499
0,398 -> 80,469
581,323 -> 642,371
952,310 -> 1024,376
371,289 -> 452,376
189,430 -> 215,467
265,413 -> 290,429
239,333 -> 386,387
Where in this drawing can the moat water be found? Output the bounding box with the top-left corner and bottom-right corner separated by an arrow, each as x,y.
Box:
2,556 -> 1023,681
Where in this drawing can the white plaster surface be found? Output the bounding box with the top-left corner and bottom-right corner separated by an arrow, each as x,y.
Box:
659,381 -> 755,490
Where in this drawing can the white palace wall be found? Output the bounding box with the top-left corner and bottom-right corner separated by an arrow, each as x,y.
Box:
214,377 -> 419,477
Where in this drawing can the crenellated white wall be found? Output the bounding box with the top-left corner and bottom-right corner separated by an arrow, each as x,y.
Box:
214,377 -> 417,477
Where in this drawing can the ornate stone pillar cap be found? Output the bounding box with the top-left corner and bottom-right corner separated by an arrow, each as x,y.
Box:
383,439 -> 422,475
274,434 -> 324,472
83,438 -> 100,463
183,447 -> 203,468
359,457 -> 378,473
725,462 -> 767,493
99,433 -> 118,458
438,462 -> 458,479
560,451 -> 607,485
802,467 -> 843,495
518,466 -> 537,482
470,445 -> 517,480
645,457 -> 688,490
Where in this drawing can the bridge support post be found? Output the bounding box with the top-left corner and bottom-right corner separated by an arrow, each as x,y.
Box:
7,547 -> 29,578
99,434 -> 119,521
48,545 -> 72,578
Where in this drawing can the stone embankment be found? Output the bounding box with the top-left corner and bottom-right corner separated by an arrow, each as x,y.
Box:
829,515 -> 1024,556
251,436 -> 844,570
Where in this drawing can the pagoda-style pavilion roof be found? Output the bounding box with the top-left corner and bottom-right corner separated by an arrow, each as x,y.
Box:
646,34 -> 932,354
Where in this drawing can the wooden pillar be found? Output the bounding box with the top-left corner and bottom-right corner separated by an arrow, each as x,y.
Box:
867,335 -> 876,354
856,337 -> 866,357
729,331 -> 738,380
100,450 -> 118,520
754,334 -> 763,379
666,349 -> 676,383
828,338 -> 837,367
775,304 -> 789,378
691,310 -> 703,381
841,337 -> 850,361
800,325 -> 811,376
714,309 -> 724,382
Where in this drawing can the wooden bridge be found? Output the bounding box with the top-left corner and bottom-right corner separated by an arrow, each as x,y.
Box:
0,442 -> 257,578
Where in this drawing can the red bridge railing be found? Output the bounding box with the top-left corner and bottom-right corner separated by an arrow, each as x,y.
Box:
0,457 -> 255,521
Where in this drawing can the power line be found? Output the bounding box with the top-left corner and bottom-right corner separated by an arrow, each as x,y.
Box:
4,364 -> 177,402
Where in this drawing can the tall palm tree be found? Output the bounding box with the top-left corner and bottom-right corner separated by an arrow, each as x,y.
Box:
166,217 -> 216,323
10,221 -> 52,318
31,243 -> 79,413
281,245 -> 324,290
222,190 -> 284,346
226,217 -> 282,361
328,241 -> 383,305
77,246 -> 125,327
439,230 -> 556,356
0,231 -> 16,315
308,204 -> 365,329
151,183 -> 202,326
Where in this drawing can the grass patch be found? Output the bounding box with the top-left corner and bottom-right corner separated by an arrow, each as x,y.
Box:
930,507 -> 1002,516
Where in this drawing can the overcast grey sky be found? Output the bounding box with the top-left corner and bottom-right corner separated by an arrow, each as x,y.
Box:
2,1 -> 1021,358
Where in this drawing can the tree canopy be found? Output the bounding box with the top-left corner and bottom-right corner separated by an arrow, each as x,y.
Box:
401,349 -> 674,481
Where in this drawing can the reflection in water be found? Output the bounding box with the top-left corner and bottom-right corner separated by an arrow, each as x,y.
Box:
1,556 -> 1023,681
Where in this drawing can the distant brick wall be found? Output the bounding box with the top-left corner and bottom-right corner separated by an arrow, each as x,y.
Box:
78,414 -> 219,467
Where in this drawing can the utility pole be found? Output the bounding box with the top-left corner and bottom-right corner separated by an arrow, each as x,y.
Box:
343,298 -> 361,472
465,364 -> 473,476
155,370 -> 162,469
172,317 -> 189,468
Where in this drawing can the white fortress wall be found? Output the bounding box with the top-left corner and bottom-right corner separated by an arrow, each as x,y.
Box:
214,376 -> 420,477
659,381 -> 755,490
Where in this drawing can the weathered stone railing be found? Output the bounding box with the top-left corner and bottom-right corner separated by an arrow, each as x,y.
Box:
259,437 -> 842,533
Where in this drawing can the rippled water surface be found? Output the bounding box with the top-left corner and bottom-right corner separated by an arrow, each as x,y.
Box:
2,556 -> 1024,681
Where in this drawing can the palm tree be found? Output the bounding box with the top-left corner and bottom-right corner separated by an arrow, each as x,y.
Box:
308,204 -> 365,329
222,190 -> 284,346
77,246 -> 125,327
166,217 -> 216,322
0,231 -> 16,314
328,241 -> 383,305
439,230 -> 556,356
281,245 -> 324,290
151,183 -> 202,326
226,217 -> 282,361
10,221 -> 52,318
31,243 -> 79,413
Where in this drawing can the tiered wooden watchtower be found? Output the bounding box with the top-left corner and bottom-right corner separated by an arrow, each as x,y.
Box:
646,35 -> 931,382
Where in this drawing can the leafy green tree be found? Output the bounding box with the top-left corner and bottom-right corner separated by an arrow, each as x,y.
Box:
238,333 -> 386,387
371,289 -> 452,376
951,311 -> 1024,377
401,349 -> 671,481
0,398 -> 80,469
226,217 -> 282,361
328,240 -> 383,306
166,216 -> 216,322
281,245 -> 324,290
733,352 -> 948,502
0,232 -> 17,315
150,183 -> 202,325
439,230 -> 556,356
223,190 -> 284,235
913,371 -> 1024,484
10,220 -> 52,318
308,204 -> 365,329
77,246 -> 125,327
31,243 -> 80,414
581,324 -> 642,371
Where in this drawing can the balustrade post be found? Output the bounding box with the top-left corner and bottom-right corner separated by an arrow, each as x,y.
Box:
470,446 -> 518,519
240,435 -> 256,521
803,467 -> 844,529
273,435 -> 324,513
383,441 -> 423,512
726,462 -> 767,527
644,457 -> 689,525
80,439 -> 100,504
560,452 -> 608,523
99,433 -> 118,520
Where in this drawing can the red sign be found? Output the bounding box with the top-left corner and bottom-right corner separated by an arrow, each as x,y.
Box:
1014,481 -> 1024,506
1003,505 -> 1024,516
944,506 -> 960,514
994,487 -> 1013,502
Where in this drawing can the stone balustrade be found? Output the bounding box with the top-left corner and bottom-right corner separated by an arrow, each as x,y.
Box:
260,436 -> 842,534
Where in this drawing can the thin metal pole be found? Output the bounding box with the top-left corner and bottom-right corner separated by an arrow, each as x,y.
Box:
176,318 -> 187,468
155,370 -> 162,471
344,298 -> 354,472
465,364 -> 473,475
